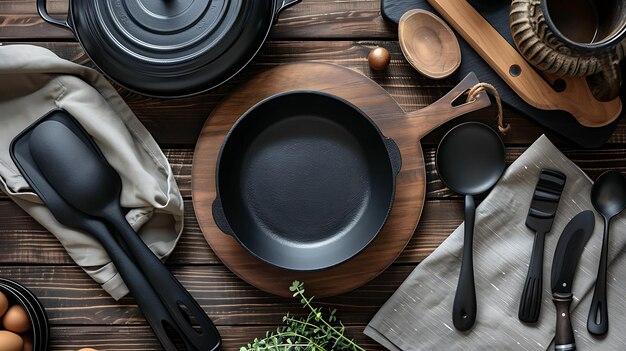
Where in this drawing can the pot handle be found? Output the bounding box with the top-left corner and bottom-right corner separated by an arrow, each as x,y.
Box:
212,198 -> 235,235
405,72 -> 492,139
384,138 -> 402,176
37,0 -> 72,31
274,0 -> 300,20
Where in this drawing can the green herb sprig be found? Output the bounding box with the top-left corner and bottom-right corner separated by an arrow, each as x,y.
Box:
240,281 -> 365,351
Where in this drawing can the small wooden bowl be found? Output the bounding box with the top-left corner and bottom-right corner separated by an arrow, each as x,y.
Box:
399,9 -> 461,79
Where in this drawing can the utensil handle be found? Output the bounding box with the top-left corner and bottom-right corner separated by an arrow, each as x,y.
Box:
274,0 -> 299,21
518,230 -> 546,323
405,72 -> 491,139
212,198 -> 235,235
36,0 -> 72,30
84,220 -> 195,351
426,0 -> 622,127
106,207 -> 221,351
452,194 -> 477,331
587,221 -> 610,335
383,138 -> 402,175
553,292 -> 576,350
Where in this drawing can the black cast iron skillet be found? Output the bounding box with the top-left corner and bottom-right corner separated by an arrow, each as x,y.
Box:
212,91 -> 403,271
37,0 -> 299,98
11,110 -> 220,351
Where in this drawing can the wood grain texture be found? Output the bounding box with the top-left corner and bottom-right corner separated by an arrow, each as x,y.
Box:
5,41 -> 626,145
0,265 -> 413,326
47,325 -> 384,351
192,63 -> 490,298
399,9 -> 461,79
427,0 -> 622,127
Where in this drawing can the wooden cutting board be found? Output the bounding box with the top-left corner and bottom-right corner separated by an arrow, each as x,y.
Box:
192,63 -> 490,297
381,0 -> 626,148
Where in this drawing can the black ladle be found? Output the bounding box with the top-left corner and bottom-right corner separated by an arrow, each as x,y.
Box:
436,122 -> 506,331
587,170 -> 626,336
27,119 -> 220,350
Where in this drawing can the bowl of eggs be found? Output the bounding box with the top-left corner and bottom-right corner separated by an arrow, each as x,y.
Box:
0,278 -> 48,351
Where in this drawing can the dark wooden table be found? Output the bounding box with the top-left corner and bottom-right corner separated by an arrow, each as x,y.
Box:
1,1 -> 625,350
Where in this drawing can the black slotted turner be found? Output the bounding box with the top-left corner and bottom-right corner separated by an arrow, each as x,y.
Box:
518,169 -> 566,323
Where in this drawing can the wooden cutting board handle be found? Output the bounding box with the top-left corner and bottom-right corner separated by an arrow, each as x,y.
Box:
427,0 -> 622,127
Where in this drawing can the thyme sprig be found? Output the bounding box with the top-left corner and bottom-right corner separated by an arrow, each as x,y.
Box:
240,281 -> 364,351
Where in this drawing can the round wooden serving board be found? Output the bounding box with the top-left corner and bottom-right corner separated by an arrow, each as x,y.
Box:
192,63 -> 490,297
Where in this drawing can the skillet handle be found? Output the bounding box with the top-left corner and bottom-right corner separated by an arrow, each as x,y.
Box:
406,72 -> 492,139
213,198 -> 235,235
384,138 -> 402,176
37,0 -> 72,31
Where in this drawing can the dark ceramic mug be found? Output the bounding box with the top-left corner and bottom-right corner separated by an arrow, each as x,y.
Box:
542,0 -> 626,101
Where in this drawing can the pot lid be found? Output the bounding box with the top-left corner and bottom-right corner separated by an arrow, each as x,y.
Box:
70,0 -> 276,97
76,0 -> 245,64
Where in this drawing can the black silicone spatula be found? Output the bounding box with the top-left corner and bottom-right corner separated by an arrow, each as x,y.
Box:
24,110 -> 220,351
10,110 -> 202,350
518,169 -> 566,323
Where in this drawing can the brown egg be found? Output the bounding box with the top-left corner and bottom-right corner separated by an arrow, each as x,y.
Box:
78,349 -> 99,351
0,291 -> 8,318
2,305 -> 30,333
0,330 -> 23,351
368,47 -> 391,71
19,335 -> 31,351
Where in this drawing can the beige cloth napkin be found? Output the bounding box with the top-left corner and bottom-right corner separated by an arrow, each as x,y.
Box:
0,45 -> 184,300
366,135 -> 626,350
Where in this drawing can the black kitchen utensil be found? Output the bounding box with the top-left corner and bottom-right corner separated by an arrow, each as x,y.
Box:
519,169 -> 566,323
551,210 -> 595,351
37,0 -> 299,98
435,122 -> 506,331
587,171 -> 626,335
11,110 -> 220,351
12,134 -> 188,350
380,0 -> 625,148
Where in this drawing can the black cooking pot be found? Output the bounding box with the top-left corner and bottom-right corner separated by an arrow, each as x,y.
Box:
37,0 -> 299,98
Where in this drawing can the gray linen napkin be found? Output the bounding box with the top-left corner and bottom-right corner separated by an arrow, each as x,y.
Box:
365,135 -> 626,350
0,45 -> 184,300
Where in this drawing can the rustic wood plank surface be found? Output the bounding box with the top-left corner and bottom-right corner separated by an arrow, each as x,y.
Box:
0,0 -> 624,349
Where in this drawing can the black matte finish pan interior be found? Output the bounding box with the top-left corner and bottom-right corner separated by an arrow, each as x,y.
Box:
212,91 -> 402,271
37,0 -> 299,97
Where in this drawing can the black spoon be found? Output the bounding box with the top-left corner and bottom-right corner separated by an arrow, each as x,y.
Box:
10,114 -> 195,350
28,119 -> 220,350
587,170 -> 626,336
436,122 -> 506,331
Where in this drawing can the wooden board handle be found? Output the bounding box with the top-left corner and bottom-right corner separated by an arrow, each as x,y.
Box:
427,0 -> 622,127
406,72 -> 491,138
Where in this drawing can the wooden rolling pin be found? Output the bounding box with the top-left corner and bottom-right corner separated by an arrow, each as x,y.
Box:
427,0 -> 622,127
